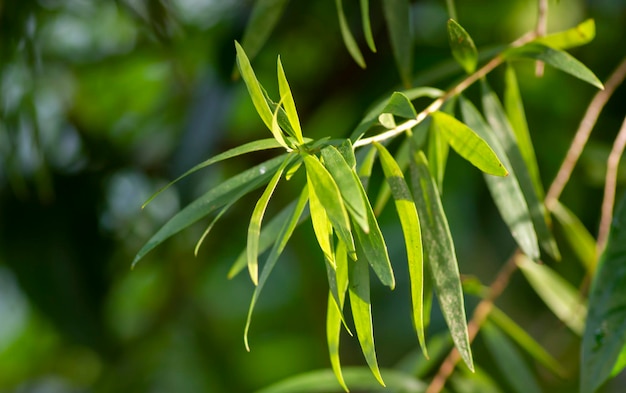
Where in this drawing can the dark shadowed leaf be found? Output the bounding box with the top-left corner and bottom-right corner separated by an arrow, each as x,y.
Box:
550,201 -> 597,273
447,19 -> 478,74
382,0 -> 413,87
410,151 -> 473,371
450,364 -> 504,393
334,0 -> 366,68
239,0 -> 290,64
360,0 -> 376,52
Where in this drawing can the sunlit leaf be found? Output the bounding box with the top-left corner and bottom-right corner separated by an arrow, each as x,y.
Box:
517,254 -> 587,335
383,0 -> 413,87
482,321 -> 542,393
360,0 -> 376,52
270,94 -> 293,150
427,112 -> 450,192
334,0 -> 366,68
504,65 -> 545,200
244,186 -> 308,350
460,97 -> 539,259
504,43 -> 603,89
447,19 -> 478,74
349,250 -> 385,387
374,142 -> 426,356
309,182 -> 335,266
357,145 -> 378,190
322,145 -> 369,232
374,139 -> 410,215
431,111 -> 508,176
239,0 -> 290,64
256,367 -> 426,393
481,80 -> 560,260
303,154 -> 356,258
489,306 -> 566,377
410,151 -> 474,371
534,19 -> 595,50
277,56 -> 304,144
581,195 -> 626,393
133,154 -> 287,268
235,41 -> 275,131
247,155 -> 295,284
550,201 -> 597,272
142,138 -> 285,208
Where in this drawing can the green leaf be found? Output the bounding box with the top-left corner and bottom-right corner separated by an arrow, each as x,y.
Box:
337,139 -> 357,170
385,91 -> 419,119
481,79 -> 560,260
534,19 -> 595,50
447,19 -> 478,74
427,114 -> 450,192
277,56 -> 304,144
244,186 -> 308,351
550,201 -> 597,273
395,332 -> 452,378
349,251 -> 385,387
334,0 -> 366,68
450,364 -> 504,393
309,182 -> 335,264
255,367 -> 426,393
194,203 -> 232,256
504,65 -> 545,200
581,195 -> 626,393
357,145 -> 378,190
383,0 -> 413,87
247,155 -> 295,284
321,146 -> 369,232
374,142 -> 426,356
410,151 -> 474,371
133,154 -> 287,268
303,154 -> 356,258
482,321 -> 542,393
504,43 -> 603,89
374,139 -> 410,215
517,254 -> 587,335
360,0 -> 376,52
378,113 -> 396,129
235,41 -> 275,131
270,94 -> 293,150
489,306 -> 567,377
142,138 -> 285,208
239,0 -> 290,64
431,111 -> 508,176
460,97 -> 540,260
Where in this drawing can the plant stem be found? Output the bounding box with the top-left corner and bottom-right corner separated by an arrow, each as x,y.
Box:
535,0 -> 548,76
445,0 -> 457,21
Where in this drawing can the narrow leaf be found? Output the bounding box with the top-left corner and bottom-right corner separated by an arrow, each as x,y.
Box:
194,203 -> 232,256
450,365 -> 504,393
504,43 -> 603,89
357,145 -> 378,190
550,201 -> 597,272
239,0 -> 290,64
247,156 -> 294,284
427,116 -> 450,192
335,0 -> 366,68
410,151 -> 474,371
374,139 -> 410,215
482,321 -> 543,393
270,95 -> 292,150
517,254 -> 587,335
431,111 -> 508,176
235,41 -> 275,130
460,97 -> 540,259
360,0 -> 376,52
277,56 -> 304,144
349,251 -> 385,387
534,19 -> 595,50
375,142 -> 426,356
447,19 -> 478,74
309,182 -> 335,266
481,80 -> 560,260
383,0 -> 413,87
582,195 -> 626,393
327,293 -> 348,392
133,155 -> 286,268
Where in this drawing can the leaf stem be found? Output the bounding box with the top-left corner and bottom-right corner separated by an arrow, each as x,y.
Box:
535,0 -> 548,76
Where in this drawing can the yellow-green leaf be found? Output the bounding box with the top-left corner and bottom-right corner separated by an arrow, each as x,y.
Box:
235,41 -> 274,130
534,19 -> 595,50
277,56 -> 304,144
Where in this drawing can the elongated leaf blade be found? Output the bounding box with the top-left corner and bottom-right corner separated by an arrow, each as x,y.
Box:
195,203 -> 232,256
482,321 -> 542,393
517,254 -> 587,335
309,183 -> 335,266
334,0 -> 366,68
460,97 -> 540,260
504,43 -> 603,89
410,151 -> 473,371
534,19 -> 595,50
133,155 -> 286,268
427,116 -> 450,192
550,201 -> 597,272
360,0 -> 376,52
581,195 -> 626,393
375,142 -> 426,356
349,251 -> 385,387
431,111 -> 508,176
303,154 -> 356,258
447,19 -> 478,74
239,0 -> 290,63
244,186 -> 308,350
374,139 -> 410,215
481,80 -> 560,260
449,365 -> 504,393
277,57 -> 304,144
322,145 -> 369,232
383,0 -> 413,87
235,41 -> 275,130
247,156 -> 294,284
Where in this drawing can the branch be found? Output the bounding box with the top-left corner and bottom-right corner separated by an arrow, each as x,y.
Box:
535,0 -> 548,76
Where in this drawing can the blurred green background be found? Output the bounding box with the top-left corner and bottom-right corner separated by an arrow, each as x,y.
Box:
0,0 -> 625,392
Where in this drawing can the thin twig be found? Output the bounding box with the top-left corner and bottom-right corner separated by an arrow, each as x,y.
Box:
597,115 -> 626,254
545,57 -> 626,208
535,0 -> 548,76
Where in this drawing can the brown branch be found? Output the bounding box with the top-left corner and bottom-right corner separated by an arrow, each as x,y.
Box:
535,0 -> 548,76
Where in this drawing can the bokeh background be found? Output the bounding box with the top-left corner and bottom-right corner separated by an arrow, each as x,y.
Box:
1,0 -> 625,392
